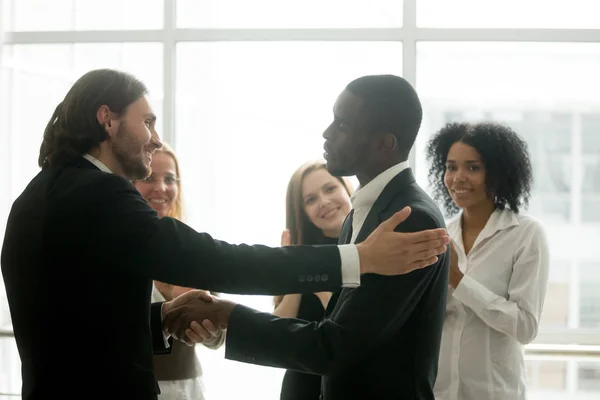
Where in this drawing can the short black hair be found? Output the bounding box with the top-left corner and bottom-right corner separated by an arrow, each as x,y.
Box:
345,75 -> 422,160
38,69 -> 148,168
426,121 -> 533,216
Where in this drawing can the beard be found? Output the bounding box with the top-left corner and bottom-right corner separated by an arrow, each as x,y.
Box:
326,154 -> 359,177
325,160 -> 349,177
113,122 -> 151,180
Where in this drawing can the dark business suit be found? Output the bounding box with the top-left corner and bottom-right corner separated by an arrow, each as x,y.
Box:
225,168 -> 450,400
0,156 -> 344,400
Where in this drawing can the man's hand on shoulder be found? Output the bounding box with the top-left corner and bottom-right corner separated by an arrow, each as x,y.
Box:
357,206 -> 449,276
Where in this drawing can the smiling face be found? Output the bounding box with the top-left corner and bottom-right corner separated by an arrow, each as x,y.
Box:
444,141 -> 492,210
134,151 -> 179,218
110,96 -> 162,180
301,168 -> 352,238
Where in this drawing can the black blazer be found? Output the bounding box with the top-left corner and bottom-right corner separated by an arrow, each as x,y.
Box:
1,157 -> 344,400
225,169 -> 450,400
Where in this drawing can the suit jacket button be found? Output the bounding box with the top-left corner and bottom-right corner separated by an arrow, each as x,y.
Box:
306,275 -> 313,282
299,275 -> 305,282
321,274 -> 328,282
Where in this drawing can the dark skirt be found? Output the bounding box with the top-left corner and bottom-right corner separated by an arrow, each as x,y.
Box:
279,293 -> 326,400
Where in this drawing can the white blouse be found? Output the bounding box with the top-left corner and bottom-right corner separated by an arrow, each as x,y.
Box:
434,209 -> 550,400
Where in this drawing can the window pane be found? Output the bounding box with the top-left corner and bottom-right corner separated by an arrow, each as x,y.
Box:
582,197 -> 600,222
0,336 -> 20,397
415,42 -> 600,333
176,41 -> 401,400
578,362 -> 600,392
580,263 -> 600,328
526,359 -> 600,399
176,0 -> 403,28
581,115 -> 600,223
418,0 -> 600,28
541,261 -> 571,329
3,0 -> 163,31
582,158 -> 600,194
1,43 -> 163,198
582,114 -> 600,155
527,360 -> 567,395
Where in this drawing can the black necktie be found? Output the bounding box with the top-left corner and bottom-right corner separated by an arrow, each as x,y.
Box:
339,209 -> 354,245
331,209 -> 355,316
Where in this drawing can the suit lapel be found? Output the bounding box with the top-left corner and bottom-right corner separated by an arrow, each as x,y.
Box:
326,170 -> 416,319
338,209 -> 354,245
324,291 -> 341,317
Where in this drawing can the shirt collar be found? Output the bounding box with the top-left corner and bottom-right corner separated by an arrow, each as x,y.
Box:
351,160 -> 410,210
83,154 -> 112,174
447,208 -> 520,242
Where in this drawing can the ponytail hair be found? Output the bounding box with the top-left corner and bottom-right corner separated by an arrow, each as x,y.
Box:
38,69 -> 147,168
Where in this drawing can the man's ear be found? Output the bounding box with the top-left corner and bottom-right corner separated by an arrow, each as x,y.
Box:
378,132 -> 397,153
96,105 -> 115,137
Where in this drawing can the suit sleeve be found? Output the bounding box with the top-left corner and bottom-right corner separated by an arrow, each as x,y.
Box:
81,175 -> 342,295
150,302 -> 172,354
224,210 -> 446,374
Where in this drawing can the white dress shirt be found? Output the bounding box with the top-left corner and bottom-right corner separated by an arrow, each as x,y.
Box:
83,153 -> 112,173
350,161 -> 410,244
82,154 -> 361,286
434,209 -> 550,400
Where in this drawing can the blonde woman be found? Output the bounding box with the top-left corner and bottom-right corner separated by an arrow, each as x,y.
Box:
134,143 -> 225,400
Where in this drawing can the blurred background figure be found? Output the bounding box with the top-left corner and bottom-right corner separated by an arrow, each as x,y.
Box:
134,142 -> 225,400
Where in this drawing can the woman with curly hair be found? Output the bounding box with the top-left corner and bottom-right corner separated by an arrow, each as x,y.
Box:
426,122 -> 550,400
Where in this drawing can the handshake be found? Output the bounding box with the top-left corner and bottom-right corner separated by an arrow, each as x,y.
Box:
161,290 -> 237,345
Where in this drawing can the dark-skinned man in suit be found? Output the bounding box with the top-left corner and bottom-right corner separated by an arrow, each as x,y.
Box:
166,75 -> 450,400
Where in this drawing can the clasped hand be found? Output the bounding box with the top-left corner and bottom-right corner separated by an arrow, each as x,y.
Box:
162,289 -> 235,346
